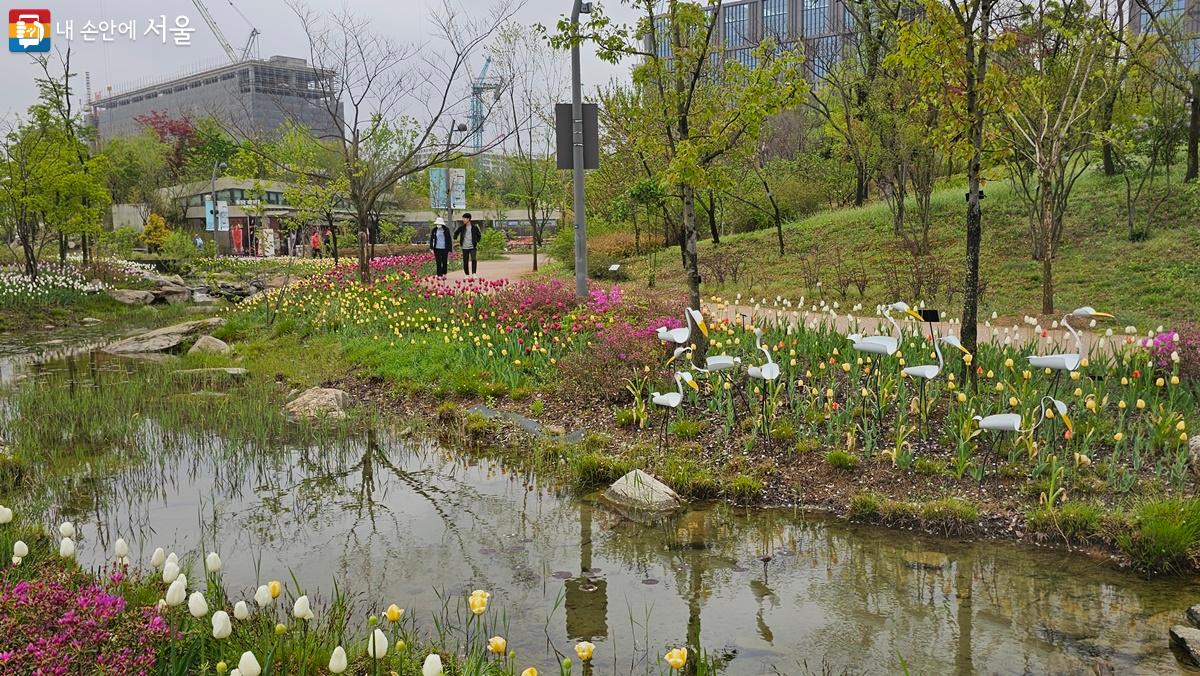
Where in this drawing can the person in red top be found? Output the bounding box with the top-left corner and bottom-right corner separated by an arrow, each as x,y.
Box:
310,230 -> 323,258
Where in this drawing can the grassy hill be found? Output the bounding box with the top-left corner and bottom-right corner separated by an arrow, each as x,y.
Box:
620,171 -> 1199,328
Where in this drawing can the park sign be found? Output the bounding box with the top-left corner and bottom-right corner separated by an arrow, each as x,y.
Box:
429,167 -> 467,210
204,198 -> 230,232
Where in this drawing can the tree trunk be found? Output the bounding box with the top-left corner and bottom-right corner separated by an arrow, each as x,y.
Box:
681,184 -> 702,314
59,233 -> 67,263
1188,76 -> 1199,182
532,231 -> 539,271
706,190 -> 719,244
1040,166 -> 1055,315
81,234 -> 89,266
357,212 -> 370,282
1101,92 -> 1118,176
855,161 -> 869,206
959,2 -> 992,362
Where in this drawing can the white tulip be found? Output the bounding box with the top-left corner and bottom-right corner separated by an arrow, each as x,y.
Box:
328,646 -> 348,674
231,671 -> 241,676
0,505 -> 12,524
150,547 -> 166,569
254,584 -> 272,607
233,600 -> 250,620
367,628 -> 389,659
59,522 -> 75,538
205,551 -> 222,573
212,610 -> 232,639
237,651 -> 262,676
156,599 -> 167,612
114,538 -> 129,560
11,556 -> 20,565
59,537 -> 75,559
13,540 -> 28,558
162,560 -> 180,584
166,552 -> 178,566
422,653 -> 443,676
166,577 -> 187,606
293,595 -> 314,621
188,591 -> 209,618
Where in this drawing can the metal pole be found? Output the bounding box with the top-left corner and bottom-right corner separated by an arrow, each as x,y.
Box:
571,0 -> 588,298
446,120 -> 455,228
210,160 -> 220,255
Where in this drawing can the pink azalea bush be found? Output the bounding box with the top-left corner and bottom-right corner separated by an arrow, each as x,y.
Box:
1149,324 -> 1200,382
0,564 -> 171,674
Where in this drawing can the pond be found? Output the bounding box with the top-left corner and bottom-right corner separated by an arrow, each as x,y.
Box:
4,340 -> 1200,675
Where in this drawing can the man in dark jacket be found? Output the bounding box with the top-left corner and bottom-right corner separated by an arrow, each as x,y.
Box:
429,216 -> 452,276
453,212 -> 482,276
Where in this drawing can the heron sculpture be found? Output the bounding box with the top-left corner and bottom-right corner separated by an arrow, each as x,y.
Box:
1027,306 -> 1113,394
903,334 -> 970,430
651,371 -> 698,449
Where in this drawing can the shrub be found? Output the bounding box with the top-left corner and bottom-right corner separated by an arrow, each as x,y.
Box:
99,226 -> 142,258
848,492 -> 882,520
477,228 -> 506,260
555,321 -> 661,405
160,231 -> 198,272
661,455 -> 719,498
140,214 -> 170,251
463,411 -> 494,437
825,450 -> 859,471
727,474 -> 764,502
1117,498 -> 1200,574
1148,324 -> 1200,383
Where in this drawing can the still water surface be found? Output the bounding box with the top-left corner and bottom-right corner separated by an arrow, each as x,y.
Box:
5,342 -> 1200,675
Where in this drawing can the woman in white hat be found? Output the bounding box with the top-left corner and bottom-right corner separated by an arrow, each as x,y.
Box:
428,216 -> 453,276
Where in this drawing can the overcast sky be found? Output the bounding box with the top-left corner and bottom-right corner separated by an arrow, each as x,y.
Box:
0,0 -> 637,120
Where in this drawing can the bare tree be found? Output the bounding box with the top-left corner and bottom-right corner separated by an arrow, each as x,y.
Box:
254,1 -> 521,281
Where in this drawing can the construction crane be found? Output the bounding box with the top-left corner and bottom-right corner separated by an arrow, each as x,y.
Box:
470,57 -> 502,153
190,0 -> 259,64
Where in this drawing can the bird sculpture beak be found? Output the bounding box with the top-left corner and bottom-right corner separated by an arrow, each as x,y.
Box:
666,351 -> 680,365
686,378 -> 699,391
905,309 -> 924,322
1061,413 -> 1074,435
1091,312 -> 1114,319
697,319 -> 709,337
955,344 -> 972,356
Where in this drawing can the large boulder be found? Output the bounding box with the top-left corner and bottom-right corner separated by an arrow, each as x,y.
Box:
107,289 -> 155,306
1171,625 -> 1200,666
188,335 -> 231,355
145,272 -> 187,288
1190,435 -> 1200,479
602,469 -> 682,513
153,284 -> 192,305
104,318 -> 224,354
285,387 -> 351,421
1188,604 -> 1200,629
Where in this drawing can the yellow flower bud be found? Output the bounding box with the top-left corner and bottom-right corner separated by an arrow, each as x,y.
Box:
385,604 -> 404,622
1172,375 -> 1180,385
1073,387 -> 1083,397
1178,421 -> 1187,432
1113,432 -> 1124,442
842,363 -> 851,373
1009,396 -> 1019,407
1136,399 -> 1146,410
1004,358 -> 1014,368
1121,377 -> 1128,386
957,392 -> 967,403
1119,400 -> 1127,410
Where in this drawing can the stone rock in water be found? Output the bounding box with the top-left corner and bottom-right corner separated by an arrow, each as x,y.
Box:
188,335 -> 231,355
107,289 -> 155,306
903,551 -> 950,570
173,367 -> 249,382
1188,604 -> 1200,630
603,469 -> 683,513
104,318 -> 224,354
1189,435 -> 1200,479
285,387 -> 351,421
1171,625 -> 1200,666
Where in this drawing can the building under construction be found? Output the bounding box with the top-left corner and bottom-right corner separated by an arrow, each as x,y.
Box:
91,55 -> 343,141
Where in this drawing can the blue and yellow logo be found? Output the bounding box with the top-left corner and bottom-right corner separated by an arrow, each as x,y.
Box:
9,9 -> 50,53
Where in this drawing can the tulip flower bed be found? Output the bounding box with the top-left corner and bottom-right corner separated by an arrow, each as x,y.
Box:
0,514 -> 709,675
234,264 -> 1200,573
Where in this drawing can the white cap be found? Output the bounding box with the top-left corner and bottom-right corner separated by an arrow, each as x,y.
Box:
434,217 -> 445,226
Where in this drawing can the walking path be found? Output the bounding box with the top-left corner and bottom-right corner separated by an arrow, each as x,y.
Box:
702,302 -> 1141,355
445,253 -> 543,282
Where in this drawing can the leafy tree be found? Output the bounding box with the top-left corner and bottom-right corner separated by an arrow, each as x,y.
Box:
103,131 -> 170,224
141,213 -> 170,252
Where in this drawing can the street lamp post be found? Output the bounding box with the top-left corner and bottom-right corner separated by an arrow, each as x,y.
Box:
571,0 -> 591,299
446,120 -> 469,228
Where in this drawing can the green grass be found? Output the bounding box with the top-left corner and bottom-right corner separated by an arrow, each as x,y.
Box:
1116,498 -> 1200,574
668,418 -> 704,440
825,449 -> 860,471
622,171 -> 1200,327
1027,501 -> 1105,542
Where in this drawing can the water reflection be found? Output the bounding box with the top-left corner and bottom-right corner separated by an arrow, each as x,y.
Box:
4,343 -> 1199,675
30,428 -> 1195,675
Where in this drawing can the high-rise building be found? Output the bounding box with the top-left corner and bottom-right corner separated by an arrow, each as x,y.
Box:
1129,0 -> 1200,65
648,0 -> 858,78
91,55 -> 344,141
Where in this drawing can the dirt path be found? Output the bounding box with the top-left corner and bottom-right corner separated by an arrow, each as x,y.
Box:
445,253 -> 543,281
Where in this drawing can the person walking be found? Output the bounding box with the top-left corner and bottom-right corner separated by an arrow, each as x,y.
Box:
429,216 -> 452,277
453,212 -> 481,276
310,229 -> 323,258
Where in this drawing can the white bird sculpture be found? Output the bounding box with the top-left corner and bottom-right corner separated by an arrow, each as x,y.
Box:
656,307 -> 708,346
1027,307 -> 1113,385
847,301 -> 925,357
746,329 -> 780,382
904,334 -> 970,424
668,346 -> 741,373
651,371 -> 698,447
975,396 -> 1073,437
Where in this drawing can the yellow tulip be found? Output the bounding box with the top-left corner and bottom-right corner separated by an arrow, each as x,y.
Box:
269,581 -> 282,599
575,641 -> 595,661
1183,432 -> 1190,443
468,590 -> 489,616
994,382 -> 1004,392
1119,400 -> 1127,410
1178,421 -> 1187,432
947,382 -> 956,391
1086,399 -> 1097,412
1073,387 -> 1083,397
665,648 -> 688,670
1070,371 -> 1080,381
1080,358 -> 1090,368
1004,358 -> 1014,369
1136,399 -> 1146,410
842,363 -> 851,373
1009,396 -> 1018,407
1113,432 -> 1124,442
1121,377 -> 1129,385
1156,377 -> 1165,387
957,392 -> 967,403
385,604 -> 404,622
521,669 -> 537,676
488,636 -> 507,654
1172,375 -> 1181,385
